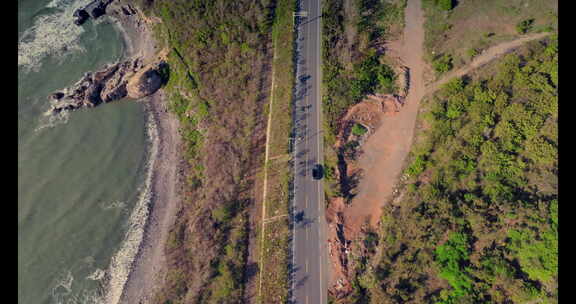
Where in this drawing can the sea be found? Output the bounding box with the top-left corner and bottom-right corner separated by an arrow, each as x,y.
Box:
18,0 -> 153,303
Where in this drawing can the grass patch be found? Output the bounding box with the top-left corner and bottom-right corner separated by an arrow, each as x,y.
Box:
260,218 -> 290,303
351,123 -> 368,137
258,0 -> 296,302
422,0 -> 557,72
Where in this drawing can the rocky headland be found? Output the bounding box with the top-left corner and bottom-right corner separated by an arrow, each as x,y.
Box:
45,2 -> 182,303
49,1 -> 165,115
48,58 -> 165,114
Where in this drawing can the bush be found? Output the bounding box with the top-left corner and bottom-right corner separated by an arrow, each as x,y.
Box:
351,123 -> 368,136
351,54 -> 396,101
435,232 -> 474,300
467,48 -> 479,59
516,19 -> 534,34
406,155 -> 427,177
433,54 -> 453,74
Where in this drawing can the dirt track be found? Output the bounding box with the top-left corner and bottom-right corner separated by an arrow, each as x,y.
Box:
342,0 -> 426,235
429,31 -> 551,93
344,3 -> 551,237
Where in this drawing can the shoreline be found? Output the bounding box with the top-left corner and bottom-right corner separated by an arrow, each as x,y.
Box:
104,3 -> 181,303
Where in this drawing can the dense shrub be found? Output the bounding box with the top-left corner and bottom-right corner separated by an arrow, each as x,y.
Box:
351,123 -> 368,136
433,53 -> 453,74
357,38 -> 557,303
516,19 -> 535,34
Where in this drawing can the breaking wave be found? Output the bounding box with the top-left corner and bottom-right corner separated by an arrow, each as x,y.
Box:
34,106 -> 71,133
101,102 -> 159,304
86,268 -> 106,281
99,200 -> 127,211
18,0 -> 93,71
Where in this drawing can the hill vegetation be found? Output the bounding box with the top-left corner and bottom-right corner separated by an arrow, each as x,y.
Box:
134,0 -> 282,302
350,36 -> 557,303
422,0 -> 557,77
322,0 -> 406,199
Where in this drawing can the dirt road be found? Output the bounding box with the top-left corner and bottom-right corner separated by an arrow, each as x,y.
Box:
346,7 -> 551,235
343,0 -> 426,234
429,32 -> 551,93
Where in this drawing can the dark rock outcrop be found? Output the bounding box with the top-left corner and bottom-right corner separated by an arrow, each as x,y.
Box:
48,58 -> 146,113
47,59 -> 165,114
86,0 -> 107,19
73,9 -> 90,26
126,67 -> 162,99
72,0 -> 113,26
50,92 -> 65,100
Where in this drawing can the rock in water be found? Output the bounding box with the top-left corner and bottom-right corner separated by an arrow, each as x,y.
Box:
50,92 -> 65,100
73,9 -> 90,26
87,1 -> 106,19
126,67 -> 162,99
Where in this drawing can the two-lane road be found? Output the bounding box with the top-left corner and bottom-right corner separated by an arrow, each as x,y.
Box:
292,0 -> 327,303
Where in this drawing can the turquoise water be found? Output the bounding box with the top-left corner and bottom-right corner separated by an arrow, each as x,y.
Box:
18,0 -> 149,303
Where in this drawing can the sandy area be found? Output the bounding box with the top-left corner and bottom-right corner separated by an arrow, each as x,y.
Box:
119,88 -> 181,303
343,0 -> 426,234
106,3 -> 182,303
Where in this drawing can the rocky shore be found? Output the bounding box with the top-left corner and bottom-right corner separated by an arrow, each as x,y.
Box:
48,1 -> 182,303
48,58 -> 164,113
48,1 -> 165,115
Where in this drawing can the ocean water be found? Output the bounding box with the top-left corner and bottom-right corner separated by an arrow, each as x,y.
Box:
18,0 -> 150,303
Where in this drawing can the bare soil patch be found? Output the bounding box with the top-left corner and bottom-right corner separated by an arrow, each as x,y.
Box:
343,0 -> 426,237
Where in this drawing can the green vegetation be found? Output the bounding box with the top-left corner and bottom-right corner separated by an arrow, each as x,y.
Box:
322,0 -> 403,144
133,0 -> 287,302
435,232 -> 474,303
351,54 -> 397,101
322,0 -> 404,204
351,123 -> 368,137
258,0 -> 296,302
516,18 -> 535,34
349,37 -> 557,303
422,0 -> 557,73
437,0 -> 453,11
466,48 -> 478,59
432,53 -> 453,75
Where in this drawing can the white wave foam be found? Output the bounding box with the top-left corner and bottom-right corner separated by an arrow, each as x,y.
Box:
99,200 -> 127,211
52,270 -> 74,303
46,0 -> 70,8
34,107 -> 71,133
18,0 -> 93,70
86,268 -> 106,281
101,103 -> 159,304
47,105 -> 159,303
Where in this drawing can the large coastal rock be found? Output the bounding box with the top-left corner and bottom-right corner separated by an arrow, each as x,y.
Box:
48,58 -> 151,114
126,67 -> 162,99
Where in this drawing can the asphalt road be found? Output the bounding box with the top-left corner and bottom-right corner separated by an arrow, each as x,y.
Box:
292,0 -> 327,303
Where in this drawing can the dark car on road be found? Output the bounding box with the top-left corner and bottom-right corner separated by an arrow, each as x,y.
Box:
295,211 -> 305,223
312,164 -> 323,180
